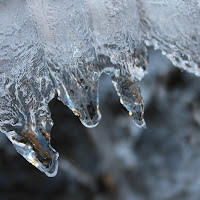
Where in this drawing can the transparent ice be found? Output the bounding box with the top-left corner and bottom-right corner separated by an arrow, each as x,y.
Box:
0,0 -> 199,176
139,0 -> 200,75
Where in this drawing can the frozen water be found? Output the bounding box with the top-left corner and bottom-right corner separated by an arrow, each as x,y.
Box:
139,0 -> 200,75
27,0 -> 102,128
27,0 -> 147,128
0,0 -> 199,176
0,0 -> 58,177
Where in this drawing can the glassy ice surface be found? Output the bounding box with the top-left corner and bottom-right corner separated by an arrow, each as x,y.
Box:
139,0 -> 200,75
0,0 -> 199,176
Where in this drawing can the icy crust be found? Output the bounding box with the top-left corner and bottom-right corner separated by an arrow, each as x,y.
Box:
0,0 -> 58,177
0,0 -> 147,177
27,0 -> 147,127
139,0 -> 200,76
0,0 -> 199,177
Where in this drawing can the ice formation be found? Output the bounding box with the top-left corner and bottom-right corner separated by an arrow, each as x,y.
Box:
139,0 -> 200,75
0,0 -> 199,177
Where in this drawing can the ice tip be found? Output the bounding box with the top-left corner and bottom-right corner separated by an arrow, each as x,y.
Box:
79,109 -> 102,128
80,111 -> 102,128
28,150 -> 59,178
41,151 -> 59,178
12,141 -> 59,178
129,111 -> 147,129
134,118 -> 147,129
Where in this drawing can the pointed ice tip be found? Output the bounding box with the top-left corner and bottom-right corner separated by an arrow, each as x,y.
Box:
80,110 -> 102,128
41,152 -> 59,178
27,149 -> 59,178
80,113 -> 101,128
141,121 -> 147,129
80,119 -> 100,128
134,119 -> 147,129
13,140 -> 59,178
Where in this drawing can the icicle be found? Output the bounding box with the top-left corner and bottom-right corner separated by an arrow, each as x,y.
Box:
0,0 -> 199,176
11,122 -> 59,177
57,65 -> 101,128
111,73 -> 146,128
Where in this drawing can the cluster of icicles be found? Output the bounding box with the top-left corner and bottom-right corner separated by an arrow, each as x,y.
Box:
0,0 -> 199,176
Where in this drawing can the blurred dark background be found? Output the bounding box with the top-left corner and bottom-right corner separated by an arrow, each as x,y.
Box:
1,48 -> 200,200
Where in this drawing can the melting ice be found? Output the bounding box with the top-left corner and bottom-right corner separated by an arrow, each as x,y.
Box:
0,0 -> 199,176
